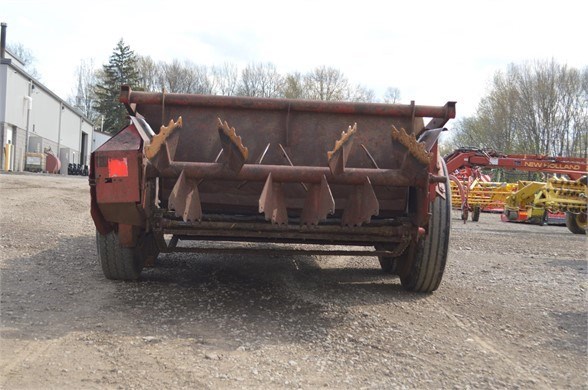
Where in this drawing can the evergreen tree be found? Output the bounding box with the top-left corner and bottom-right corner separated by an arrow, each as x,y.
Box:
94,39 -> 140,133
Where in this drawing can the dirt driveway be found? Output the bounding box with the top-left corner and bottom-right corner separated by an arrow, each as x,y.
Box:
0,173 -> 586,389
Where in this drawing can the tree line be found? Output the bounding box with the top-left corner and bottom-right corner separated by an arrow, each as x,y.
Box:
74,40 -> 401,133
448,60 -> 587,158
73,41 -> 587,158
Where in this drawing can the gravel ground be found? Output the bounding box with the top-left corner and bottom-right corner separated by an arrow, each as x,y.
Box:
0,172 -> 586,389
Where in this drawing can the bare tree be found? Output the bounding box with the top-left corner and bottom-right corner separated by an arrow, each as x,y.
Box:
7,42 -> 40,79
238,62 -> 284,98
451,60 -> 587,158
476,69 -> 520,153
555,66 -> 587,157
212,62 -> 239,96
161,59 -> 195,93
283,72 -> 306,99
383,87 -> 401,104
303,66 -> 349,101
69,59 -> 99,122
136,55 -> 162,92
190,63 -> 214,95
572,67 -> 588,157
348,84 -> 376,103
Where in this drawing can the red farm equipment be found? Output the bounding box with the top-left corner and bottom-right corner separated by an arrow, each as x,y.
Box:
90,85 -> 456,292
444,148 -> 587,233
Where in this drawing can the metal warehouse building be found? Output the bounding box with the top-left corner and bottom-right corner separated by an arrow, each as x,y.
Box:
0,23 -> 94,174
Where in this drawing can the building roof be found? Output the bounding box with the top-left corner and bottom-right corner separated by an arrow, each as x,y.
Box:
1,53 -> 96,127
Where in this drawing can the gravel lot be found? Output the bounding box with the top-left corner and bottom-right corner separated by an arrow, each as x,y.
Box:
1,172 -> 586,389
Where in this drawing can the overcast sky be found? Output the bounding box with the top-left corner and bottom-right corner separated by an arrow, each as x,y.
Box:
2,0 -> 586,122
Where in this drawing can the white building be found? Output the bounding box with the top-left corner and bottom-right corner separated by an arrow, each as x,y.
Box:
92,129 -> 111,151
0,23 -> 94,173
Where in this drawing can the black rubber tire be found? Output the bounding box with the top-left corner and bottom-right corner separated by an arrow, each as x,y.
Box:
540,210 -> 548,226
376,248 -> 398,274
145,232 -> 160,267
565,212 -> 586,234
472,205 -> 480,222
400,160 -> 451,293
96,230 -> 145,280
374,244 -> 398,275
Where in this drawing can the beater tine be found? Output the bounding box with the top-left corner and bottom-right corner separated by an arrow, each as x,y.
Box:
259,173 -> 288,225
341,177 -> 379,227
217,118 -> 249,173
390,125 -> 431,166
169,170 -> 202,222
300,175 -> 335,226
327,123 -> 357,175
146,117 -> 183,160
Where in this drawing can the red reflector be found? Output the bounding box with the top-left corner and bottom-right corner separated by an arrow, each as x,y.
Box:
108,158 -> 128,177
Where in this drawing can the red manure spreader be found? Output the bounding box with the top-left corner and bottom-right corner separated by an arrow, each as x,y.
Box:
90,86 -> 456,293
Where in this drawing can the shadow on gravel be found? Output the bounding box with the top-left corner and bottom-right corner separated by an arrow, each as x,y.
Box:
546,259 -> 588,274
457,227 -> 573,236
550,311 -> 588,356
1,236 -> 424,349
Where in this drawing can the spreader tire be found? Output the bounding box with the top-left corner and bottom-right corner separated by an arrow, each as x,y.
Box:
375,242 -> 401,274
566,212 -> 586,234
400,160 -> 451,293
472,205 -> 480,222
96,230 -> 145,280
377,254 -> 398,274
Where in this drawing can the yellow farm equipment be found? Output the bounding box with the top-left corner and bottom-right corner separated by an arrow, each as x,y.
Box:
450,179 -> 518,221
445,148 -> 587,233
503,177 -> 587,233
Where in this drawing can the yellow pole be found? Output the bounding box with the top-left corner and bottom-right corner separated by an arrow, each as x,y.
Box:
3,143 -> 11,171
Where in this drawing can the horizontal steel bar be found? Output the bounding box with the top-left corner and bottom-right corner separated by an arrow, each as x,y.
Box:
163,234 -> 404,247
160,218 -> 413,236
155,162 -> 427,186
162,212 -> 412,226
164,246 -> 396,257
158,219 -> 414,246
121,86 -> 456,119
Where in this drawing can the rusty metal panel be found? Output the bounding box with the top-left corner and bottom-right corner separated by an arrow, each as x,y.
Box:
118,223 -> 136,247
120,87 -> 456,119
94,125 -> 143,205
95,150 -> 141,204
129,94 -> 446,218
98,203 -> 145,227
105,87 -> 456,240
96,124 -> 142,152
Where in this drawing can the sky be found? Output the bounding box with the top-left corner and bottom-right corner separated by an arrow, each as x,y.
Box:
2,0 -> 586,124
